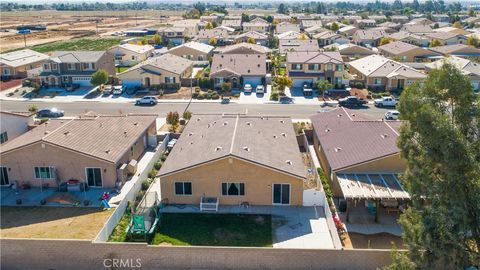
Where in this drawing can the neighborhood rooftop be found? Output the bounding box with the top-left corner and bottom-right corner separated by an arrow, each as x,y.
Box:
0,49 -> 49,67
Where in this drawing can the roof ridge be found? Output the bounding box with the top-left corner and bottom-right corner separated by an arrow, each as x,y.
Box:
229,115 -> 240,154
41,119 -> 74,140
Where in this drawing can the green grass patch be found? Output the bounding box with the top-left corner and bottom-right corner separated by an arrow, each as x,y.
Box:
116,66 -> 131,73
151,213 -> 272,247
108,210 -> 130,242
32,38 -> 123,53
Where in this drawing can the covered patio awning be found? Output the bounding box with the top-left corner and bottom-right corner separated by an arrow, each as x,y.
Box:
337,173 -> 410,200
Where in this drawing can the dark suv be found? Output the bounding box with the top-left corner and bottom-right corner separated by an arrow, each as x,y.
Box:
338,96 -> 367,107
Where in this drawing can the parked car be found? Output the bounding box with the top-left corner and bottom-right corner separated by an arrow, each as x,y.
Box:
338,96 -> 367,107
37,108 -> 64,118
279,96 -> 294,104
384,110 -> 400,120
112,85 -> 123,95
374,96 -> 397,107
256,85 -> 265,94
244,84 -> 253,93
325,88 -> 350,99
135,96 -> 158,105
167,139 -> 177,150
103,85 -> 113,95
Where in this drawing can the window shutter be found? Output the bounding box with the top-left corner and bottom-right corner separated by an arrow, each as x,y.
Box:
221,183 -> 227,195
240,183 -> 245,195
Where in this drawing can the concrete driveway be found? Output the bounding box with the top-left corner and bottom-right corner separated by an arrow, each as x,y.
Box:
285,87 -> 320,105
239,85 -> 271,104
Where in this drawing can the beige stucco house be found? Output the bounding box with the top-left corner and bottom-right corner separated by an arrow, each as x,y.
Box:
158,115 -> 308,206
166,41 -> 214,63
0,114 -> 157,188
378,41 -> 441,62
0,49 -> 49,80
0,111 -> 35,145
108,43 -> 154,66
118,54 -> 193,89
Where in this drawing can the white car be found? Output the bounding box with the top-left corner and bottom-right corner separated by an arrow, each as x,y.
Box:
374,96 -> 397,107
256,85 -> 265,94
244,84 -> 253,93
112,86 -> 123,95
136,96 -> 158,105
103,85 -> 112,95
167,139 -> 177,150
384,110 -> 400,120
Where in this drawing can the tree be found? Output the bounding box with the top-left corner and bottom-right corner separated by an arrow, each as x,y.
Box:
467,36 -> 479,48
433,22 -> 439,29
468,8 -> 476,17
390,63 -> 480,269
182,110 -> 192,121
140,37 -> 148,45
219,82 -> 231,98
166,40 -> 174,49
246,37 -> 256,44
153,33 -> 161,45
316,80 -> 333,94
166,111 -> 180,126
275,76 -> 293,91
380,37 -> 395,46
241,13 -> 250,23
330,22 -> 339,31
208,37 -> 217,46
90,69 -> 108,87
205,22 -> 213,29
277,3 -> 288,15
267,35 -> 278,49
453,21 -> 462,29
429,39 -> 442,47
298,33 -> 308,40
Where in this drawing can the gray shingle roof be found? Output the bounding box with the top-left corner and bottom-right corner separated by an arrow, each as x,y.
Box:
158,115 -> 307,179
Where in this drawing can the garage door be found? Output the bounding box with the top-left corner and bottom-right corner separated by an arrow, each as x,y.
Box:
121,79 -> 142,88
292,79 -> 313,89
72,77 -> 93,86
243,76 -> 262,88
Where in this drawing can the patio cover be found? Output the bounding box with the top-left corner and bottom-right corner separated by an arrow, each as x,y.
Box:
337,173 -> 410,200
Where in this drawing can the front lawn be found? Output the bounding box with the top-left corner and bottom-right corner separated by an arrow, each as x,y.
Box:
32,38 -> 122,53
116,66 -> 131,73
151,213 -> 272,247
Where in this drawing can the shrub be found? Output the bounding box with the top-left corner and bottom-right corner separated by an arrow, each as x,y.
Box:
270,92 -> 279,101
197,93 -> 205,100
179,119 -> 186,125
354,82 -> 364,89
28,105 -> 38,112
211,93 -> 220,99
148,169 -> 158,179
318,168 -> 333,201
141,179 -> 151,191
154,161 -> 162,170
160,154 -> 167,162
183,110 -> 192,120
192,92 -> 199,99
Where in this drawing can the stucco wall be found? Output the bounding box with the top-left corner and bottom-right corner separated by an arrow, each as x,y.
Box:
168,46 -> 211,61
0,113 -> 32,143
160,157 -> 304,206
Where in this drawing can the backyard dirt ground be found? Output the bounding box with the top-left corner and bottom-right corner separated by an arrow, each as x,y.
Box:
0,207 -> 112,239
348,232 -> 404,249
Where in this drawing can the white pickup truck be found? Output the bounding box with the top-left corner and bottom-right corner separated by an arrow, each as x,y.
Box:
374,96 -> 397,107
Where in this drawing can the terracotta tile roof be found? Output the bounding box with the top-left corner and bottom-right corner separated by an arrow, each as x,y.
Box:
158,115 -> 307,179
0,114 -> 157,163
311,108 -> 401,171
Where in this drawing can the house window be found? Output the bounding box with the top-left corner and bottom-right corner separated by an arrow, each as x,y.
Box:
52,63 -> 58,70
222,182 -> 245,196
374,78 -> 382,85
67,63 -> 75,70
43,64 -> 50,71
85,167 -> 102,187
308,64 -> 319,70
327,64 -> 333,71
292,64 -> 302,70
2,69 -> 10,75
336,64 -> 343,71
131,56 -> 136,61
175,182 -> 192,195
335,77 -> 342,85
34,166 -> 56,179
0,131 -> 8,144
198,55 -> 204,61
165,77 -> 176,83
401,56 -> 407,61
215,77 -> 224,84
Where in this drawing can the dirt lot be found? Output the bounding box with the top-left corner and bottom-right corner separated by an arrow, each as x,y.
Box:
157,87 -> 192,100
0,207 -> 112,239
348,232 -> 404,249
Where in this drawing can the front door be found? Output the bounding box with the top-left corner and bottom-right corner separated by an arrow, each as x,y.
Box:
145,77 -> 151,87
273,184 -> 290,205
86,168 -> 102,187
0,167 -> 9,186
397,79 -> 405,90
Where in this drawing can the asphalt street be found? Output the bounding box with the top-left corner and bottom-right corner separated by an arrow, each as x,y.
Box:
0,100 -> 393,120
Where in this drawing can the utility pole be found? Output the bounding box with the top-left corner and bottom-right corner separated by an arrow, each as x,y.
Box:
23,32 -> 27,48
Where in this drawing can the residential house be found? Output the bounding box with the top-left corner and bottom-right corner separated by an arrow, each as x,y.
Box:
434,26 -> 470,36
354,19 -> 377,29
159,27 -> 185,46
323,43 -> 375,62
338,25 -> 358,37
300,20 -> 323,31
234,31 -> 268,46
39,51 -> 115,87
273,14 -> 292,23
426,32 -> 467,46
377,22 -> 402,31
432,14 -> 450,23
378,41 -> 441,62
167,41 -> 214,63
310,107 -> 408,203
276,22 -> 301,34
277,31 -> 303,40
388,31 -> 430,47
214,43 -> 271,55
0,111 -> 34,145
215,25 -> 236,34
313,31 -> 347,46
371,26 -> 397,34
222,19 -> 242,31
426,56 -> 480,91
210,53 -> 266,89
242,18 -> 269,33
279,39 -> 319,54
172,19 -> 202,37
320,15 -> 340,25
390,15 -> 410,24
0,113 -> 158,188
196,28 -> 231,46
158,114 -> 307,206
348,54 -> 427,91
368,15 -> 387,23
401,24 -> 434,35
429,44 -> 480,57
286,51 -> 344,88
408,18 -> 433,25
344,15 -> 362,24
305,26 -> 328,35
463,16 -> 480,27
118,54 -> 192,89
108,43 -> 154,66
0,49 -> 49,80
200,15 -> 220,23
352,29 -> 387,47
